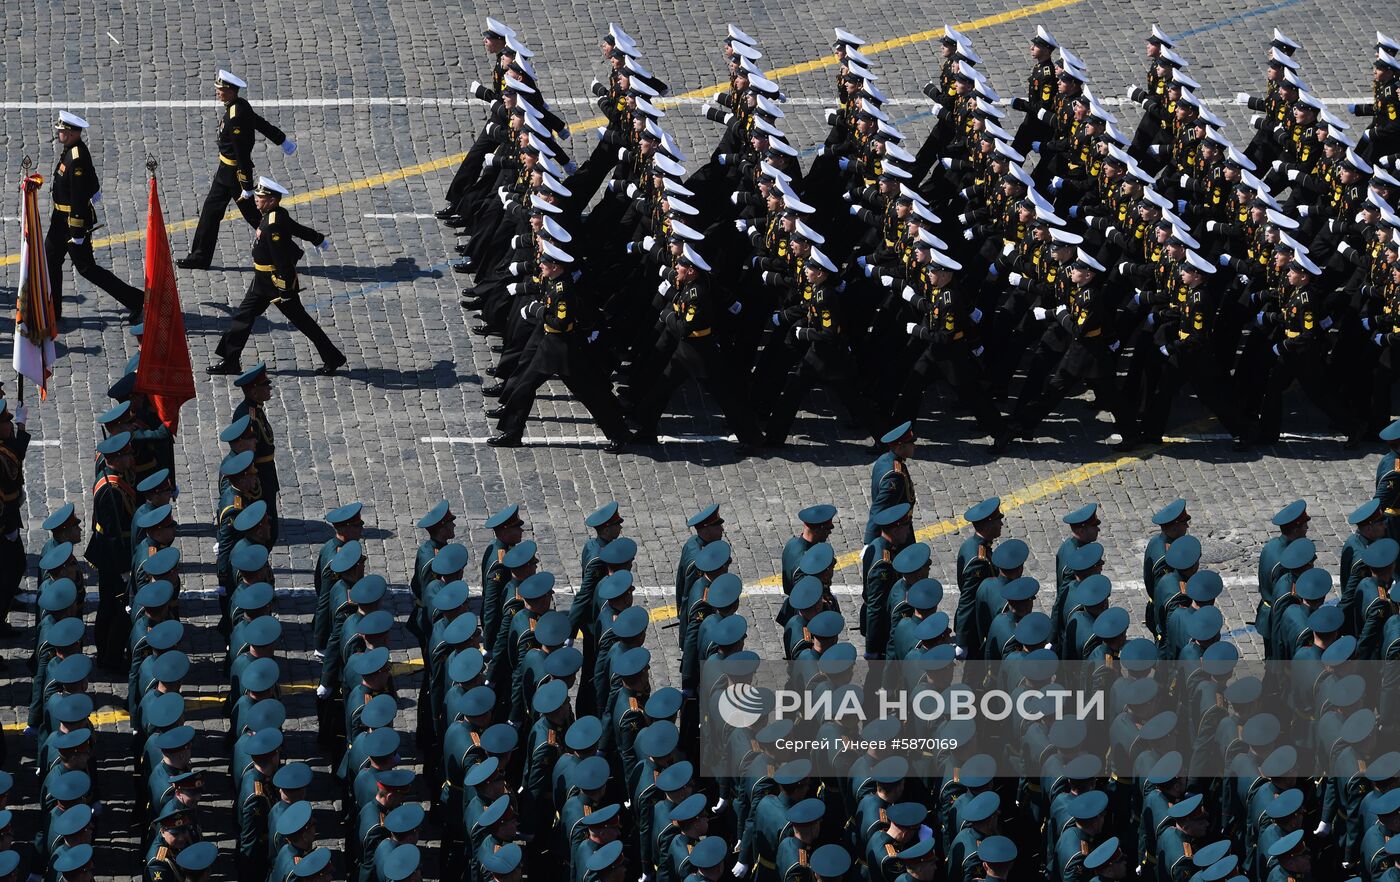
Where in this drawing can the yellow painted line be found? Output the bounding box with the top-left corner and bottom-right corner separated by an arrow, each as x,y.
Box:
2,657 -> 428,732
0,0 -> 1086,269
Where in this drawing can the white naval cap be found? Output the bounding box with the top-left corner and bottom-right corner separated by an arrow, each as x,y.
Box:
910,201 -> 941,225
730,41 -> 763,61
653,153 -> 687,179
659,132 -> 686,162
1072,248 -> 1106,273
1150,25 -> 1174,46
1158,46 -> 1188,68
1226,147 -> 1257,171
254,176 -> 289,196
792,219 -> 825,245
1265,208 -> 1300,230
539,239 -> 573,264
540,215 -> 573,243
1378,50 -> 1400,72
993,140 -> 1025,163
784,193 -> 816,215
1059,47 -> 1087,71
726,24 -> 757,46
678,244 -> 711,272
641,117 -> 665,141
665,195 -> 699,217
981,121 -> 1013,142
885,143 -> 916,164
1289,252 -> 1322,275
504,34 -> 534,58
942,24 -> 969,46
844,46 -> 874,67
845,61 -> 878,81
1268,47 -> 1299,70
975,97 -> 1006,120
1378,32 -> 1400,53
483,18 -> 517,39
662,176 -> 695,199
538,173 -> 571,199
529,194 -> 562,215
54,110 -> 89,130
1171,69 -> 1201,91
858,98 -> 889,122
833,27 -> 866,47
747,73 -> 781,96
1168,224 -> 1201,250
758,160 -> 791,183
928,249 -> 963,271
1182,250 -> 1216,274
668,219 -> 704,241
215,69 -> 247,89
877,119 -> 904,141
503,77 -> 536,95
767,138 -> 798,158
859,81 -> 888,104
808,246 -> 837,273
1050,227 -> 1084,245
1141,188 -> 1174,212
1343,148 -> 1374,175
1271,28 -> 1299,50
752,116 -> 784,140
755,95 -> 785,119
537,154 -> 566,179
633,97 -> 664,119
1034,25 -> 1058,48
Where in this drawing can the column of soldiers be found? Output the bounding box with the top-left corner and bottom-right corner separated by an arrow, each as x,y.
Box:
17,385 -> 1400,880
441,18 -> 1400,456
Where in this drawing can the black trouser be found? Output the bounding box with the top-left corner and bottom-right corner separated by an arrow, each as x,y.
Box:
1014,341 -> 1132,436
631,338 -> 762,444
445,127 -> 496,207
1141,340 -> 1241,440
188,162 -> 261,262
0,533 -> 22,623
1257,339 -> 1355,441
45,215 -> 143,318
892,340 -> 1006,435
94,567 -> 128,665
496,341 -> 630,441
215,273 -> 343,365
765,346 -> 881,445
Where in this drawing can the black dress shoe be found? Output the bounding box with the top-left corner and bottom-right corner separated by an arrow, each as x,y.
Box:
486,433 -> 522,448
176,256 -> 210,270
482,382 -> 507,397
460,299 -> 484,311
471,324 -> 493,336
455,244 -> 472,255
445,216 -> 471,228
206,360 -> 241,376
315,353 -> 349,376
490,344 -> 504,354
603,438 -> 629,454
486,406 -> 507,419
484,366 -> 500,378
453,262 -> 473,274
435,207 -> 459,220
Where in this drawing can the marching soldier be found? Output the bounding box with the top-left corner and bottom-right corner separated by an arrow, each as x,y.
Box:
0,400 -> 30,634
208,177 -> 346,375
180,70 -> 296,269
46,112 -> 144,323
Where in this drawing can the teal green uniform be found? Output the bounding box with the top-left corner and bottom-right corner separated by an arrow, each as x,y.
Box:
954,535 -> 995,653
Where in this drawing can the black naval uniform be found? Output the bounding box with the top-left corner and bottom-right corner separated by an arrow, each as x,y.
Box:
212,204 -> 345,371
46,138 -> 144,320
184,96 -> 288,266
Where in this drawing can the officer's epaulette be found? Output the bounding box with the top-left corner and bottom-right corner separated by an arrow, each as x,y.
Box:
266,211 -> 278,224
1181,842 -> 1193,859
882,549 -> 892,563
229,103 -> 238,118
878,807 -> 888,825
1080,840 -> 1090,856
546,729 -> 557,747
629,697 -> 641,712
498,548 -> 507,563
977,544 -> 989,560
884,844 -> 898,859
71,146 -> 81,160
253,781 -> 265,797
798,849 -> 809,867
156,846 -> 170,861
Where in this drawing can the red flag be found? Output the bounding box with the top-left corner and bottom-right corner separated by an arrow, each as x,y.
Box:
134,176 -> 195,433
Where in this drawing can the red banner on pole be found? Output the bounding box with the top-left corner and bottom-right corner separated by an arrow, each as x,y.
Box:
134,175 -> 196,433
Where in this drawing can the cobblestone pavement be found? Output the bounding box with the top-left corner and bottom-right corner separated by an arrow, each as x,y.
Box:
0,0 -> 1396,875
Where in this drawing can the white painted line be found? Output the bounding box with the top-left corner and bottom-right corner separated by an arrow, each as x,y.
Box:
30,440 -> 63,447
106,32 -> 120,45
422,434 -> 735,445
363,213 -> 436,219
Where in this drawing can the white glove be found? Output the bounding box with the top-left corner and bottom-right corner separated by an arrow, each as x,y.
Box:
1148,145 -> 1163,157
1205,221 -> 1217,232
16,405 -> 28,426
1033,307 -> 1048,320
700,103 -> 714,117
282,139 -> 297,156
1315,822 -> 1332,836
1055,305 -> 1068,316
1233,92 -> 1250,106
626,183 -> 638,198
316,685 -> 330,698
880,275 -> 894,287
1008,273 -> 1024,286
770,313 -> 780,327
509,262 -> 522,275
1270,160 -> 1284,173
1286,169 -> 1300,182
901,286 -> 916,303
970,307 -> 983,323
587,330 -> 600,343
837,157 -> 851,172
240,189 -> 255,200
940,158 -> 953,170
1108,340 -> 1121,352
732,864 -> 749,879
1159,344 -> 1169,356
659,281 -> 672,295
318,239 -> 331,252
1338,240 -> 1352,255
728,301 -> 742,316
470,80 -> 482,94
507,283 -> 520,296
510,235 -> 521,248
1180,173 -> 1191,188
730,192 -> 741,205
1051,176 -> 1064,192
963,229 -> 974,240
642,236 -> 655,250
971,345 -> 984,357
713,798 -> 728,812
905,322 -> 917,334
849,204 -> 860,216
596,126 -> 607,140
734,219 -> 748,232
68,237 -> 85,245
1001,242 -> 1016,257
1218,253 -> 1232,267
1297,205 -> 1309,217
89,190 -> 102,204
520,305 -> 531,320
1249,113 -> 1262,127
